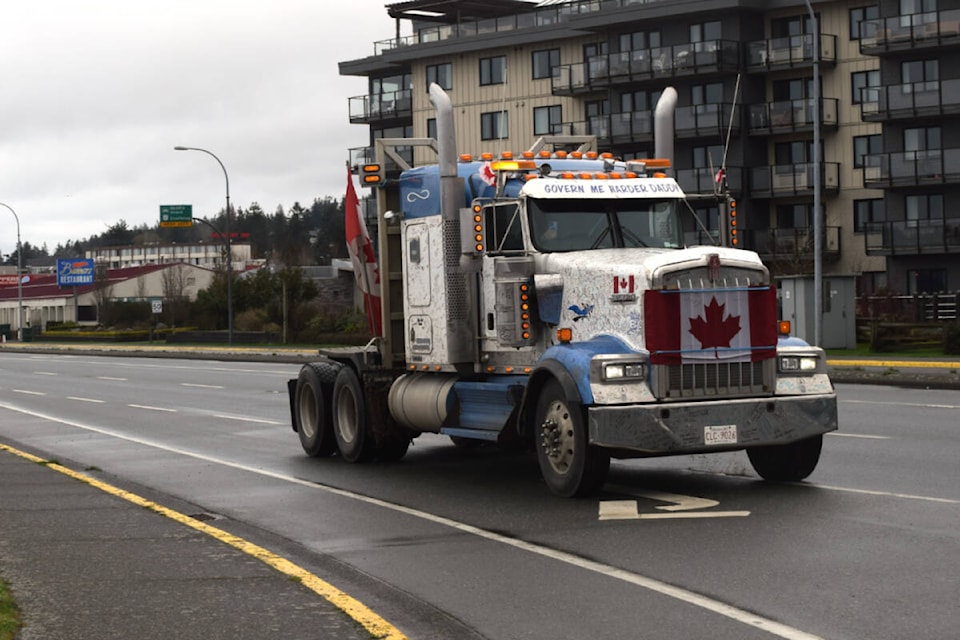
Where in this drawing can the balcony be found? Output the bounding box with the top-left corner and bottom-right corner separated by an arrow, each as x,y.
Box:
552,40 -> 740,95
860,10 -> 960,55
860,79 -> 960,122
675,103 -> 739,139
675,166 -> 743,196
746,34 -> 837,71
347,90 -> 412,125
865,219 -> 960,256
748,227 -> 841,265
348,146 -> 413,175
750,163 -> 840,198
863,150 -> 960,188
748,98 -> 838,135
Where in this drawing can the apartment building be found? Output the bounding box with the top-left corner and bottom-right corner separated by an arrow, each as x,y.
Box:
339,0 -> 960,296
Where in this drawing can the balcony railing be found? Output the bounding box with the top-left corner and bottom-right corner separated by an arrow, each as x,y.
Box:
859,9 -> 960,54
746,34 -> 837,71
675,103 -> 739,139
372,0 -> 676,55
863,149 -> 960,188
748,227 -> 841,262
865,219 -> 960,256
860,79 -> 960,122
675,166 -> 743,195
552,40 -> 739,94
748,98 -> 838,134
750,163 -> 840,197
348,146 -> 413,174
347,90 -> 412,124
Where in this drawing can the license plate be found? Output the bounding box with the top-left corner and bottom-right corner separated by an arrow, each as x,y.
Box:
704,424 -> 737,446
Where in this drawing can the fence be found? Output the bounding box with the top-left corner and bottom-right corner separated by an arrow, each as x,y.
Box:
857,292 -> 958,322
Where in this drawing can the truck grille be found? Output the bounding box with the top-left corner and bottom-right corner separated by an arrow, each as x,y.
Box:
653,359 -> 774,400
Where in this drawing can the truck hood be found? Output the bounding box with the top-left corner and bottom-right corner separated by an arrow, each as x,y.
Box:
534,246 -> 768,351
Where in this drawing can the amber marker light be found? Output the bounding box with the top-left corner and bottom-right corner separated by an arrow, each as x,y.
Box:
557,327 -> 573,343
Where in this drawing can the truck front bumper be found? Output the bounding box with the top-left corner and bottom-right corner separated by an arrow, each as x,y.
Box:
587,393 -> 837,455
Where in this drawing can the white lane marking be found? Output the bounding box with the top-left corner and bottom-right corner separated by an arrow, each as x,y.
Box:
599,500 -> 750,521
803,483 -> 959,505
67,397 -> 105,404
98,376 -> 128,382
0,401 -> 826,640
843,399 -> 960,410
826,433 -> 891,440
34,371 -> 57,376
213,414 -> 282,425
12,389 -> 45,396
127,404 -> 177,413
182,383 -> 225,389
632,490 -> 719,512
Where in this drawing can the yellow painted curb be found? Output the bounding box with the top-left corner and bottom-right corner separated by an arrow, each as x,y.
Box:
0,442 -> 407,640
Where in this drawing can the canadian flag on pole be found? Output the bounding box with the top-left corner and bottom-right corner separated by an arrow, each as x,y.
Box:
345,167 -> 382,336
643,287 -> 777,365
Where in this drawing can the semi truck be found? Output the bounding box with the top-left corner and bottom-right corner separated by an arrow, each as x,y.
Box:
286,84 -> 837,497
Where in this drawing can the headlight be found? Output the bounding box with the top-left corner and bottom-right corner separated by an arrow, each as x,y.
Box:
779,355 -> 819,373
603,362 -> 645,381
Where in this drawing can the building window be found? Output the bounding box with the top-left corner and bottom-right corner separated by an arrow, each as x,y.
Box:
902,59 -> 938,91
905,193 -> 943,222
690,21 -> 721,43
480,56 -> 506,86
426,118 -> 437,140
908,268 -> 946,294
853,198 -> 884,231
426,63 -> 452,90
532,49 -> 560,80
850,5 -> 879,40
851,70 -> 880,104
533,105 -> 563,135
619,89 -> 658,113
619,30 -> 660,51
776,204 -> 812,229
691,82 -> 723,105
904,126 -> 940,159
853,134 -> 882,168
692,144 -> 724,169
481,111 -> 508,140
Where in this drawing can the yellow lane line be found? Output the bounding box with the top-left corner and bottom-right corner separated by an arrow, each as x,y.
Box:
0,442 -> 407,640
827,359 -> 960,369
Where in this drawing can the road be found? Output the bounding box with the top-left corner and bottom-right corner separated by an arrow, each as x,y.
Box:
1,351 -> 957,640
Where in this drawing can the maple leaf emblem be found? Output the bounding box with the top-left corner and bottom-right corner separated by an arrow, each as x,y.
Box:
688,297 -> 741,351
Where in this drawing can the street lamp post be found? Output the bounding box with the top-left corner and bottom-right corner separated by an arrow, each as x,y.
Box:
804,0 -> 823,347
0,202 -> 24,342
174,146 -> 233,345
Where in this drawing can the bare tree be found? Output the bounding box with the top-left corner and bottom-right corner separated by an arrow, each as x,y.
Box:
161,263 -> 189,326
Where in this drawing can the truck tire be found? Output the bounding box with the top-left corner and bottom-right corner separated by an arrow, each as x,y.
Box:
534,379 -> 610,497
747,434 -> 823,482
332,366 -> 375,462
294,365 -> 336,457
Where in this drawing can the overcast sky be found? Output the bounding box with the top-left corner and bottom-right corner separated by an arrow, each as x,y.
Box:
0,0 -> 401,257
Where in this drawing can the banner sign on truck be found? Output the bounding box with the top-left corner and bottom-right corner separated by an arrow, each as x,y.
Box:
57,258 -> 95,287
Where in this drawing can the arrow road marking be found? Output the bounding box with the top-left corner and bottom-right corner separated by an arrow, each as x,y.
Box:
599,489 -> 750,521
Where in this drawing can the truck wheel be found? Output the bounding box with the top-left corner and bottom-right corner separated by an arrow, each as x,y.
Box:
332,366 -> 375,462
534,379 -> 609,497
747,435 -> 823,482
294,365 -> 336,457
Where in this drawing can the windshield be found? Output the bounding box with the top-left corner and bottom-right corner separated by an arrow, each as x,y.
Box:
528,197 -> 683,252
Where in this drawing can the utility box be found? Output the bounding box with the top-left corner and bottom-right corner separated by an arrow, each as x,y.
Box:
777,275 -> 856,349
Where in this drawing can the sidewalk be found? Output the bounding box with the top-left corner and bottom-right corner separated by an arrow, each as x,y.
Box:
0,444 -> 396,640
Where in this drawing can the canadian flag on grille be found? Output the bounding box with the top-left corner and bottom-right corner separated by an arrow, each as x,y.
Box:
345,167 -> 382,336
643,287 -> 777,365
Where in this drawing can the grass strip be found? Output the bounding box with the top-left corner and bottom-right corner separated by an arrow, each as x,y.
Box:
0,578 -> 21,640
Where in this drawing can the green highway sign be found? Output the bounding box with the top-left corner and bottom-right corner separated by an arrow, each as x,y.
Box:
160,204 -> 193,228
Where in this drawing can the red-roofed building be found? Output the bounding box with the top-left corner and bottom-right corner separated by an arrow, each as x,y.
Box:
0,263 -> 216,334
